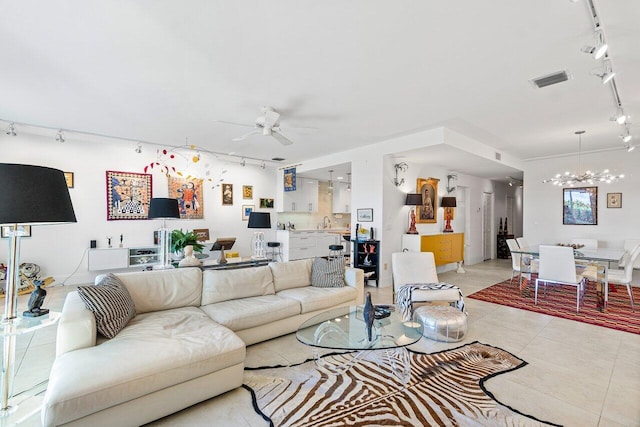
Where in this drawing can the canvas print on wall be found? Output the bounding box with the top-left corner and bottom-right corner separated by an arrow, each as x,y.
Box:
259,198 -> 274,208
563,187 -> 597,225
168,176 -> 204,219
106,171 -> 152,220
284,167 -> 296,192
222,183 -> 233,206
243,185 -> 253,199
416,177 -> 439,224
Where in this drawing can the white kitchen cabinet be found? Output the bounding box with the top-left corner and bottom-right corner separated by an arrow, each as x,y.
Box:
276,230 -> 346,261
88,246 -> 160,270
332,185 -> 351,213
280,179 -> 318,212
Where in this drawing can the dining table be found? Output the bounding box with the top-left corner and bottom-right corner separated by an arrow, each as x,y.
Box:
510,245 -> 626,311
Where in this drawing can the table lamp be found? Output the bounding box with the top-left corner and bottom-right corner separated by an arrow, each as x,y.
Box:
404,193 -> 422,234
148,198 -> 180,269
0,163 -> 77,415
441,196 -> 457,233
248,212 -> 271,259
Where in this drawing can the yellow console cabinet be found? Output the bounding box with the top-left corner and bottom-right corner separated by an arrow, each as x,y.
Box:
420,233 -> 464,266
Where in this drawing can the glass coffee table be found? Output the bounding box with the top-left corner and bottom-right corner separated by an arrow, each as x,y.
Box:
296,305 -> 423,383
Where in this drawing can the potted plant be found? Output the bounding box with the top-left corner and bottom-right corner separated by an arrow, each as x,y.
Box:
170,229 -> 205,259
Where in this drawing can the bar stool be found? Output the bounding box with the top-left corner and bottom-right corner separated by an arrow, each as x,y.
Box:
267,242 -> 282,262
329,244 -> 345,266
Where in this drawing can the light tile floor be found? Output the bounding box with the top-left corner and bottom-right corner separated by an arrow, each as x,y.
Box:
6,259 -> 640,426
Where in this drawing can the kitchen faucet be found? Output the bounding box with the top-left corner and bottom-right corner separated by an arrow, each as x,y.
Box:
323,216 -> 331,229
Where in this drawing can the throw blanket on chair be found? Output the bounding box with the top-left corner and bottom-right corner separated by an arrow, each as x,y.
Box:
397,282 -> 465,321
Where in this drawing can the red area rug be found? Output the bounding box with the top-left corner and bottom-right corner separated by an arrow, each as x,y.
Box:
468,277 -> 640,335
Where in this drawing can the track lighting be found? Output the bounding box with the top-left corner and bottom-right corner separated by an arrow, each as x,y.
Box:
393,162 -> 408,187
610,107 -> 628,125
260,161 -> 266,169
620,127 -> 632,143
446,174 -> 458,193
240,158 -> 246,167
595,60 -> 615,84
581,31 -> 608,60
6,123 -> 16,136
626,144 -> 635,153
56,129 -> 65,142
135,143 -> 142,153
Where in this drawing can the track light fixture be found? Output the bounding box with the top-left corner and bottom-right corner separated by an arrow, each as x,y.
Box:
135,143 -> 142,153
56,129 -> 65,143
626,144 -> 635,153
446,174 -> 458,193
610,107 -> 628,125
393,162 -> 408,187
260,161 -> 266,169
6,123 -> 16,136
581,30 -> 608,60
595,60 -> 615,84
620,127 -> 633,143
240,158 -> 246,167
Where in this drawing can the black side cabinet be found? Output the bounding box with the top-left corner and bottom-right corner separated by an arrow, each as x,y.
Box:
352,239 -> 380,287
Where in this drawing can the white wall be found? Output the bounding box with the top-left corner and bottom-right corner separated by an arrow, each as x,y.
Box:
524,149 -> 637,248
1,132 -> 277,284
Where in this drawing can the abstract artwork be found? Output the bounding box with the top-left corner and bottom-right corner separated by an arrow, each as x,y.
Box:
222,183 -> 233,206
106,171 -> 152,220
168,176 -> 204,219
243,185 -> 253,199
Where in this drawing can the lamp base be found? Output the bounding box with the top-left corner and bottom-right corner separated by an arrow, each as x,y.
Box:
22,308 -> 49,318
443,229 -> 454,233
406,229 -> 419,234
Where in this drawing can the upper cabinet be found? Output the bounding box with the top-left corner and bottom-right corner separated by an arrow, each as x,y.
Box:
280,178 -> 318,212
332,184 -> 351,213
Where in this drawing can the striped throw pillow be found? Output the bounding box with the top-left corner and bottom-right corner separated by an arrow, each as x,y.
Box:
77,273 -> 136,339
311,257 -> 345,288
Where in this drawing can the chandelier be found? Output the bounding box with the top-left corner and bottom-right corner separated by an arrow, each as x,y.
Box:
543,131 -> 624,186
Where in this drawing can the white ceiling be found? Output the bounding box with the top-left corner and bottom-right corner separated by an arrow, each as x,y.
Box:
1,1 -> 638,181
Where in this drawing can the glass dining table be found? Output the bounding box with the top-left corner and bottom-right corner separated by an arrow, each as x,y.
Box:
511,245 -> 626,310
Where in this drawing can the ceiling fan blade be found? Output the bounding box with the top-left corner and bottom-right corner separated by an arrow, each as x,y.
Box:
214,119 -> 254,128
232,130 -> 260,141
271,130 -> 294,146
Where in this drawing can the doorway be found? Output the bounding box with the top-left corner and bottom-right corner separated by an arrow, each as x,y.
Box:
482,192 -> 493,261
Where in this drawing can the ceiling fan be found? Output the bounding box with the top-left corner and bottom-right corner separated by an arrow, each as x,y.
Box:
216,106 -> 295,146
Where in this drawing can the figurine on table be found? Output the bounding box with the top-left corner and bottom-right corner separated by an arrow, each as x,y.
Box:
23,280 -> 50,317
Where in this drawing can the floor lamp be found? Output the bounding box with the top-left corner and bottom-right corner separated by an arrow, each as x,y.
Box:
248,212 -> 271,259
0,163 -> 77,415
404,193 -> 422,234
148,198 -> 181,269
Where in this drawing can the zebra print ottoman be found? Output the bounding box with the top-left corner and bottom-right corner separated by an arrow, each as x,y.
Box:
414,305 -> 468,342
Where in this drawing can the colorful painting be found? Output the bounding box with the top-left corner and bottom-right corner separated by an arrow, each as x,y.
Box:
106,171 -> 152,220
168,176 -> 204,219
284,167 -> 296,192
416,177 -> 439,224
563,187 -> 597,225
259,198 -> 274,208
64,172 -> 74,188
243,185 -> 253,199
222,183 -> 233,206
242,205 -> 254,221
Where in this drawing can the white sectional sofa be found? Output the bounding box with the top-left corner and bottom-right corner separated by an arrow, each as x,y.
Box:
42,259 -> 364,427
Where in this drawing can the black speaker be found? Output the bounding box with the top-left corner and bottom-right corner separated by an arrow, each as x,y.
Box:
90,240 -> 97,248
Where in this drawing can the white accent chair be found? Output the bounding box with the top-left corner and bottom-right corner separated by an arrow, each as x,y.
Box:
535,245 -> 586,313
514,237 -> 538,277
506,239 -> 523,286
391,252 -> 460,304
620,240 -> 640,268
605,244 -> 640,311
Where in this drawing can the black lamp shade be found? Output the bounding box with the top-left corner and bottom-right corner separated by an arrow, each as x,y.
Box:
248,212 -> 271,229
441,196 -> 457,208
405,193 -> 423,206
0,163 -> 77,225
148,198 -> 180,219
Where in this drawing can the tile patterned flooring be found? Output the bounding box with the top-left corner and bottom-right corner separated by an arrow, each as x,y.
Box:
6,259 -> 640,426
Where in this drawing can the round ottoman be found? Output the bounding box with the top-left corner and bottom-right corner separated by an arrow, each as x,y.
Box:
414,305 -> 467,342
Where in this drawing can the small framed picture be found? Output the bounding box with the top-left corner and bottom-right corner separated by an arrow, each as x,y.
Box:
193,228 -> 210,241
259,198 -> 274,208
243,185 -> 253,199
1,225 -> 32,238
357,208 -> 373,222
222,183 -> 233,206
64,171 -> 74,188
607,192 -> 622,208
242,205 -> 254,221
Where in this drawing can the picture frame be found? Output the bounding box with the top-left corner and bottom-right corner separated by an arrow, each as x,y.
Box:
563,187 -> 598,225
193,228 -> 210,241
416,177 -> 439,224
607,192 -> 622,208
283,167 -> 296,192
1,225 -> 31,238
242,205 -> 254,221
259,198 -> 274,208
222,183 -> 233,206
64,171 -> 74,188
168,176 -> 204,219
106,170 -> 152,220
357,208 -> 373,222
243,185 -> 253,199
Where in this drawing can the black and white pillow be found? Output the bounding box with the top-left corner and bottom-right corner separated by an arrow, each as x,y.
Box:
77,273 -> 136,339
311,257 -> 345,288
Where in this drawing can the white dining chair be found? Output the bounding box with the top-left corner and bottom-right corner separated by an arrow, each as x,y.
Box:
514,237 -> 538,276
506,239 -> 523,286
535,245 -> 587,313
605,244 -> 640,311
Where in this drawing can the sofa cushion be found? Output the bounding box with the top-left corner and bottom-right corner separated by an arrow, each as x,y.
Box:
42,307 -> 245,427
77,273 -> 136,339
269,258 -> 312,292
114,267 -> 203,314
200,295 -> 300,331
201,266 -> 275,305
277,286 -> 356,314
311,257 -> 345,288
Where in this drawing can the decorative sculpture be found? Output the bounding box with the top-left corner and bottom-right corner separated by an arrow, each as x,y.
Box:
23,280 -> 49,317
363,292 -> 375,342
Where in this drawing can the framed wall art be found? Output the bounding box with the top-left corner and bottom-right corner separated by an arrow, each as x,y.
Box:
283,167 -> 296,192
607,192 -> 622,208
64,172 -> 74,188
243,185 -> 253,199
416,177 -> 439,224
357,208 -> 373,222
106,171 -> 152,220
242,205 -> 254,221
222,183 -> 233,206
168,176 -> 204,219
259,198 -> 274,208
563,187 -> 597,225
193,228 -> 210,241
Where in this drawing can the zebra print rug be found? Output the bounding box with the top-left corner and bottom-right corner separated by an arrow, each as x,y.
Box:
243,342 -> 560,427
